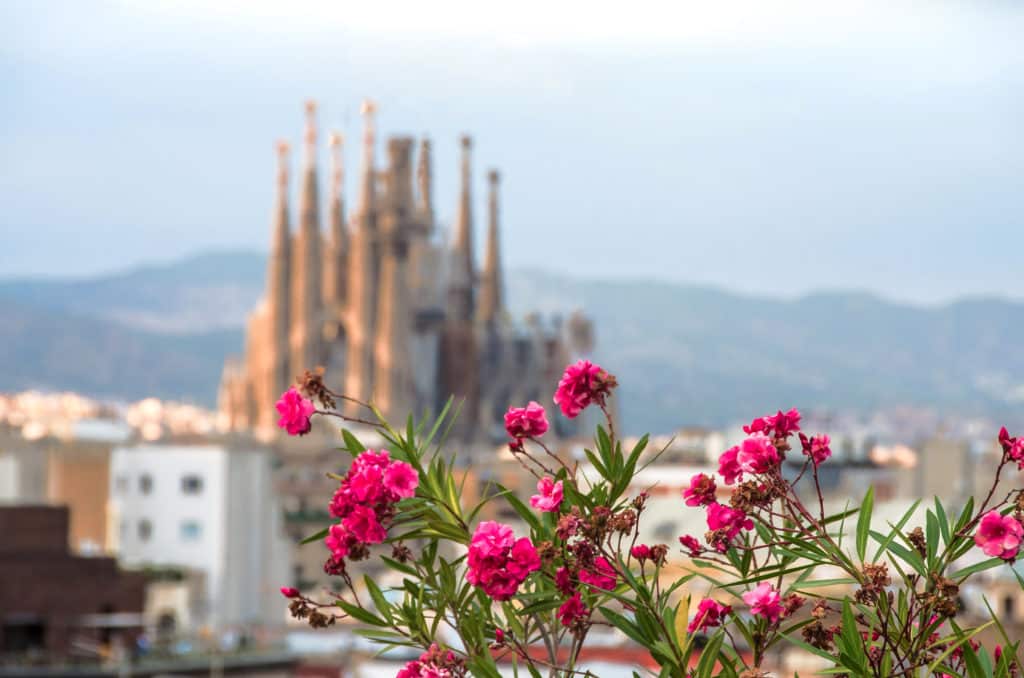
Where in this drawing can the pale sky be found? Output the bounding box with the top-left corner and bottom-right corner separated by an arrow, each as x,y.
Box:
1,0 -> 1022,303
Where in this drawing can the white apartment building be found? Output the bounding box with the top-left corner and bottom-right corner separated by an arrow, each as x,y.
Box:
109,443 -> 292,630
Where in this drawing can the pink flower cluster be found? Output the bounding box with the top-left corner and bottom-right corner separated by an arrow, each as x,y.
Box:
743,582 -> 784,623
276,387 -> 315,436
719,433 -> 781,485
799,433 -> 832,467
553,360 -> 615,419
743,408 -> 801,438
687,598 -> 731,633
706,502 -> 754,552
530,477 -> 564,512
466,521 -> 541,600
679,535 -> 702,557
683,473 -> 717,507
504,401 -> 549,448
681,408 -> 830,557
396,644 -> 461,678
974,510 -> 1024,561
737,433 -> 780,474
558,592 -> 588,627
578,556 -> 617,591
999,427 -> 1024,469
325,449 -> 418,564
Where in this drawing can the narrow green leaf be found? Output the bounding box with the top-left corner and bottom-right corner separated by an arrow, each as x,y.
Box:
856,485 -> 874,562
299,526 -> 329,545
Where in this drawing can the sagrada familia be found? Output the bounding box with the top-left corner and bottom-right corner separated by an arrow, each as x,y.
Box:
219,101 -> 594,444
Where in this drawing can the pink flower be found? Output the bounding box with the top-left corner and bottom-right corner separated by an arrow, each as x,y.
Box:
718,445 -> 743,485
687,598 -> 731,634
1000,427 -> 1024,468
494,628 -> 505,644
631,544 -> 652,561
275,387 -> 315,436
579,556 -> 616,591
679,535 -> 702,557
530,477 -> 564,513
466,521 -> 540,600
504,401 -> 549,441
280,586 -> 300,598
470,520 -> 514,557
736,433 -> 780,474
323,449 -> 417,567
325,523 -> 352,560
744,408 -> 801,438
347,463 -> 385,503
343,504 -> 387,544
383,461 -> 419,499
743,582 -> 784,623
552,360 -> 615,419
397,660 -> 450,678
683,473 -> 717,507
706,502 -> 754,551
974,511 -> 1024,560
508,537 -> 542,577
555,567 -> 575,595
799,433 -> 832,467
355,448 -> 391,469
558,592 -> 588,627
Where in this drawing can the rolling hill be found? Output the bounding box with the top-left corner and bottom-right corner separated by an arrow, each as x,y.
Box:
1,252 -> 1021,432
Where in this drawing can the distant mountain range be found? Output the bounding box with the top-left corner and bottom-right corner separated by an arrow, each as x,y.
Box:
1,251 -> 1022,434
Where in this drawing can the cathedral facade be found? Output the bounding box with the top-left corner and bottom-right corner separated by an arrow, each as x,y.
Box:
219,101 -> 594,443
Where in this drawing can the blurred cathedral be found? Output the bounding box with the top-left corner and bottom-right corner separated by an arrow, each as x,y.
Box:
219,100 -> 595,444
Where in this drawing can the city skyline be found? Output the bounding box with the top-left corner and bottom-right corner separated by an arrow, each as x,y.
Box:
2,1 -> 1023,304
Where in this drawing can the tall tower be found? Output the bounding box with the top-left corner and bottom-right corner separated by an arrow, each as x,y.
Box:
290,100 -> 324,378
415,137 -> 434,232
476,169 -> 504,327
323,132 -> 348,309
372,138 -> 416,422
438,135 -> 479,440
343,100 -> 380,413
447,135 -> 475,321
267,140 -> 293,407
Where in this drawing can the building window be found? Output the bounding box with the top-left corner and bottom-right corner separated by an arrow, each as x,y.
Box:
181,475 -> 203,495
180,521 -> 202,541
139,474 -> 153,495
138,519 -> 152,541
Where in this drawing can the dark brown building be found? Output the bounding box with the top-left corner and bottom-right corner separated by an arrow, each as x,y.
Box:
0,506 -> 146,660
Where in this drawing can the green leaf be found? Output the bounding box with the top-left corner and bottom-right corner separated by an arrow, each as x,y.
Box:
335,598 -> 387,626
856,485 -> 874,562
926,508 -> 940,565
951,557 -> 1005,579
600,607 -> 650,646
870,499 -> 920,563
364,576 -> 392,622
935,496 -> 951,546
299,526 -> 329,545
341,428 -> 366,455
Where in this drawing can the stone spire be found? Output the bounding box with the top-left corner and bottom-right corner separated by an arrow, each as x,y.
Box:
447,135 -> 475,322
267,140 -> 292,405
356,99 -> 378,228
343,99 -> 380,414
290,100 -> 324,377
323,132 -> 348,308
372,137 -> 415,421
476,169 -> 503,327
416,137 -> 433,230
